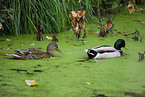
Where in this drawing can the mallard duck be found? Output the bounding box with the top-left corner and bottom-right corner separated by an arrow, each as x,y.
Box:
9,42 -> 62,59
85,39 -> 128,59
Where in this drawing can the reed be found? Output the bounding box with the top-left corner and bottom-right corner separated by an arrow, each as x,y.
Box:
0,0 -> 133,36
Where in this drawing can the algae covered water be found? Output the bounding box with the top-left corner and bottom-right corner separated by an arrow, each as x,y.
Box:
0,6 -> 145,97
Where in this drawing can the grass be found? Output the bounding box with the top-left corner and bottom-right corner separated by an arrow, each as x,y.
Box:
0,0 -> 97,36
0,5 -> 145,97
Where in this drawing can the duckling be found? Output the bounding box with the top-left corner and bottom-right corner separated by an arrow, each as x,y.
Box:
85,39 -> 128,59
9,42 -> 62,60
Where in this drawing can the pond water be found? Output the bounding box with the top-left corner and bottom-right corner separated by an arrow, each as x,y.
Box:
0,6 -> 145,97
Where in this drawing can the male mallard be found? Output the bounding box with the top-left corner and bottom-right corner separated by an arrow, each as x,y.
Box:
9,42 -> 62,59
85,39 -> 128,59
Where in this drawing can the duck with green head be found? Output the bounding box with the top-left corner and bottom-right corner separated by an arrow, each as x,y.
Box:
85,39 -> 129,59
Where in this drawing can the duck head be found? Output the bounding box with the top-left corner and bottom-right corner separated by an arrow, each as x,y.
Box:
47,42 -> 62,58
114,39 -> 129,50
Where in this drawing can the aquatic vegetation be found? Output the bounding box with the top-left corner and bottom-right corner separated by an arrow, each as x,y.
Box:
0,0 -> 95,36
127,0 -> 136,14
0,2 -> 145,97
36,24 -> 44,41
69,10 -> 87,40
124,29 -> 143,42
138,51 -> 145,61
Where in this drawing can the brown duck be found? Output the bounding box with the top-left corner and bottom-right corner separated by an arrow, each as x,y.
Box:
9,42 -> 62,59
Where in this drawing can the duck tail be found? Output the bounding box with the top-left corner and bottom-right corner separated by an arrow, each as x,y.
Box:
9,54 -> 21,58
87,49 -> 98,59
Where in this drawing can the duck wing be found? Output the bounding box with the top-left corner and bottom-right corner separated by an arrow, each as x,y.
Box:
20,50 -> 48,59
15,48 -> 41,55
11,49 -> 47,59
90,45 -> 116,53
9,48 -> 42,59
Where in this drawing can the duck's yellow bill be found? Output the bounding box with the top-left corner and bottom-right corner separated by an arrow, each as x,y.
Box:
124,45 -> 129,50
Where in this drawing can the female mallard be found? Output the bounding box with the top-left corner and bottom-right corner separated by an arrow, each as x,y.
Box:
9,42 -> 62,59
85,39 -> 128,59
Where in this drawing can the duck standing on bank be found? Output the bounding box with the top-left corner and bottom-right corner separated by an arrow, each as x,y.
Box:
7,42 -> 62,60
85,39 -> 129,59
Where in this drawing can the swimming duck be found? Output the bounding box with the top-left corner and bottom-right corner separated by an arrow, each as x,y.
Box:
9,42 -> 62,59
85,39 -> 128,59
